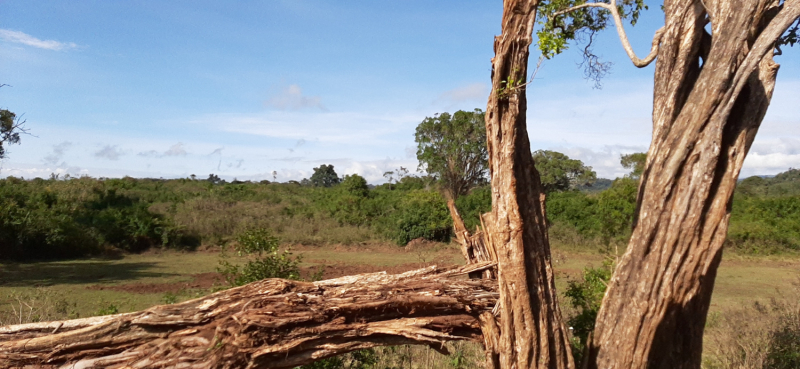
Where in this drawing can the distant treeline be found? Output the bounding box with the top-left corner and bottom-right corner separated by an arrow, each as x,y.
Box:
1,168 -> 798,260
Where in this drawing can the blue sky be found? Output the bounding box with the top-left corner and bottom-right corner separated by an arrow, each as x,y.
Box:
1,1 -> 798,183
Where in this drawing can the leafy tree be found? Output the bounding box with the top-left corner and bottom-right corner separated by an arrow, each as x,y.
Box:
0,109 -> 27,159
340,174 -> 369,197
532,150 -> 596,193
596,177 -> 638,246
206,174 -> 225,185
310,164 -> 341,188
415,109 -> 488,200
620,152 -> 646,180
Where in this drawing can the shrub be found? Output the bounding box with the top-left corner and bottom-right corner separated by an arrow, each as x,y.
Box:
386,190 -> 451,245
217,228 -> 301,286
564,260 -> 613,364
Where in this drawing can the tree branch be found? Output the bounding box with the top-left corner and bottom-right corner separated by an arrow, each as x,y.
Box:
552,1 -> 665,67
0,263 -> 498,369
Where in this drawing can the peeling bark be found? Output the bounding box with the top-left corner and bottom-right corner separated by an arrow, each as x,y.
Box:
0,264 -> 497,369
591,0 -> 800,367
481,0 -> 574,368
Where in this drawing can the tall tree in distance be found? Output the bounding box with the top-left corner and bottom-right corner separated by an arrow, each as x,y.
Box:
415,109 -> 488,200
532,149 -> 597,192
309,164 -> 341,187
619,152 -> 646,180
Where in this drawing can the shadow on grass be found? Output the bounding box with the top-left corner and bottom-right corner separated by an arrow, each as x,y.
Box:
0,260 -> 176,287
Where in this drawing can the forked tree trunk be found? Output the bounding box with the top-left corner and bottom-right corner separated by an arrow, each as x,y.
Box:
0,264 -> 497,369
590,0 -> 800,367
481,1 -> 574,368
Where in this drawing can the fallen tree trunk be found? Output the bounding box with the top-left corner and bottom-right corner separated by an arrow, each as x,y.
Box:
0,263 -> 497,369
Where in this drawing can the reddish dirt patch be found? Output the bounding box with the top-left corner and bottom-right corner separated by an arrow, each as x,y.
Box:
87,272 -> 223,294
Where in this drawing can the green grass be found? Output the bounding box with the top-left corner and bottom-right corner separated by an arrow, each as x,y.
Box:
0,251 -> 221,321
2,244 -> 795,322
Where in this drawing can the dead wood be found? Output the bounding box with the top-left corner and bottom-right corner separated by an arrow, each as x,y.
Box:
0,263 -> 497,369
447,200 -> 497,280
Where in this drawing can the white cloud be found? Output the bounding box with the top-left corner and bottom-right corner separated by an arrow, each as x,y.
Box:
0,29 -> 78,51
540,144 -> 649,179
264,84 -> 326,111
94,145 -> 124,160
741,137 -> 800,177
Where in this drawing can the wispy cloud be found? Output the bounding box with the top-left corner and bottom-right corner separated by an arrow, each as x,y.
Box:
164,143 -> 188,157
288,138 -> 306,153
94,145 -> 123,160
0,29 -> 78,51
434,83 -> 488,105
43,141 -> 72,166
264,84 -> 326,111
138,143 -> 188,158
202,110 -> 421,146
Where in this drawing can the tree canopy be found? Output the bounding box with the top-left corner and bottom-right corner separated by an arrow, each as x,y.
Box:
310,164 -> 341,187
0,109 -> 24,159
415,109 -> 488,200
532,149 -> 596,193
620,152 -> 646,180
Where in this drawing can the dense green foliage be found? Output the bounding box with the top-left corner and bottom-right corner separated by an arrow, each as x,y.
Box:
727,169 -> 800,254
1,166 -> 798,260
0,176 -> 193,260
415,109 -> 488,199
532,150 -> 596,193
310,164 -> 341,188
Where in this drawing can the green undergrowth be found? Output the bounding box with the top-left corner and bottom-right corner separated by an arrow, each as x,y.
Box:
2,168 -> 800,261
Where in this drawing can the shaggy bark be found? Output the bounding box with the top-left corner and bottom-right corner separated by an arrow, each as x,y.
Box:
481,0 -> 574,368
0,263 -> 497,369
590,0 -> 800,367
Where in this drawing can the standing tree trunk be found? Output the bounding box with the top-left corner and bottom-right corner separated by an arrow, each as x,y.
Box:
481,1 -> 574,368
591,0 -> 800,367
